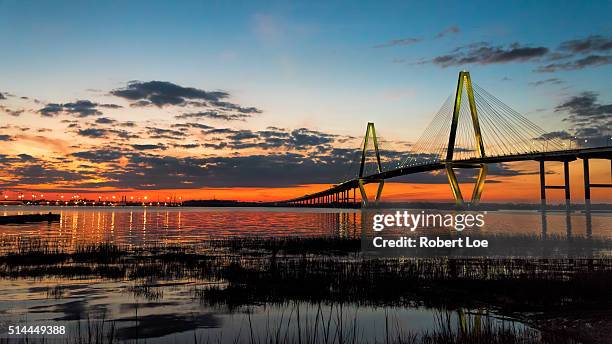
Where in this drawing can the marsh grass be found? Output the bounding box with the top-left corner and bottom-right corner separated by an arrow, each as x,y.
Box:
0,238 -> 610,343
0,306 -> 556,344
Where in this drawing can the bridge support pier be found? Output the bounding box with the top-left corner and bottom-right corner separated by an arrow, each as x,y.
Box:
445,163 -> 487,207
583,158 -> 612,206
358,179 -> 384,207
539,159 -> 572,209
583,159 -> 590,205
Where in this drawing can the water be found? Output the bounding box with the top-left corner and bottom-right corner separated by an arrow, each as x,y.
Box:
0,206 -> 610,342
1,206 -> 611,250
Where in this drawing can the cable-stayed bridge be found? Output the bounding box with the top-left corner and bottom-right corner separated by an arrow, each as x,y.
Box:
274,71 -> 612,207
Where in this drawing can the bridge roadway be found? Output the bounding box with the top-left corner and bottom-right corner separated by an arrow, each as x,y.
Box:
275,146 -> 612,205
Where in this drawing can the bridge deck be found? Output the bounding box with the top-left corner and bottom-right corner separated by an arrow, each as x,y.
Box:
278,146 -> 612,204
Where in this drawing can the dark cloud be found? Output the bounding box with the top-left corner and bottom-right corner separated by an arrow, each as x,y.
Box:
226,130 -> 259,141
2,164 -> 87,187
146,127 -> 187,140
0,134 -> 13,141
62,147 -> 533,189
289,128 -> 337,148
435,26 -> 460,39
535,55 -> 612,72
176,111 -> 251,121
559,35 -> 612,54
528,78 -> 564,86
0,155 -> 91,187
38,100 -> 120,117
0,92 -> 5,100
419,35 -> 612,72
171,122 -> 213,130
199,126 -> 342,152
537,131 -> 573,141
556,92 -> 612,119
132,144 -> 167,151
110,81 -> 262,122
171,143 -> 200,149
207,100 -> 262,114
206,128 -> 237,135
0,105 -> 24,117
554,92 -> 612,146
426,42 -> 548,67
73,153 -> 356,188
373,37 -> 421,48
110,81 -> 228,107
95,117 -> 117,124
72,149 -> 124,163
77,128 -> 110,138
38,103 -> 63,117
99,103 -> 122,109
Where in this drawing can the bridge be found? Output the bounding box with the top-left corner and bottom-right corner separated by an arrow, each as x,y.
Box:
273,71 -> 612,208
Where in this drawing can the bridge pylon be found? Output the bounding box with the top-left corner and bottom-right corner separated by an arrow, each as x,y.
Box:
445,71 -> 487,206
358,122 -> 384,206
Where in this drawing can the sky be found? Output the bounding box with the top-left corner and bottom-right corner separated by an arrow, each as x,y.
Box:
0,0 -> 611,203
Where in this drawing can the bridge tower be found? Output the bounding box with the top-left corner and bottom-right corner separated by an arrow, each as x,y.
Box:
445,71 -> 488,206
358,122 -> 384,206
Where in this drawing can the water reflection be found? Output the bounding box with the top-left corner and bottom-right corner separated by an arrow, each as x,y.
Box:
540,208 -> 596,240
0,277 -> 536,343
1,206 -> 611,253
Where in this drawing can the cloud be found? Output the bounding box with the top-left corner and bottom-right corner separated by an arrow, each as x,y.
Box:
62,145 -> 532,189
2,164 -> 88,187
110,80 -> 262,122
199,126 -> 343,152
38,100 -> 120,117
559,35 -> 612,54
132,144 -> 167,151
77,128 -> 109,138
110,81 -> 228,107
0,134 -> 13,141
146,127 -> 187,140
528,78 -> 564,86
171,122 -> 213,130
72,149 -> 124,163
426,42 -> 548,67
0,105 -> 24,117
435,26 -> 460,39
535,55 -> 612,72
556,92 -> 612,120
554,92 -> 612,146
0,92 -> 5,100
207,100 -> 261,114
537,130 -> 573,141
373,37 -> 421,48
171,143 -> 200,149
71,152 -> 355,188
75,126 -> 137,140
95,117 -> 117,124
175,111 -> 251,121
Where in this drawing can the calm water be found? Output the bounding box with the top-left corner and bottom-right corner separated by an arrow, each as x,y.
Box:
0,206 -> 610,342
1,206 -> 611,250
